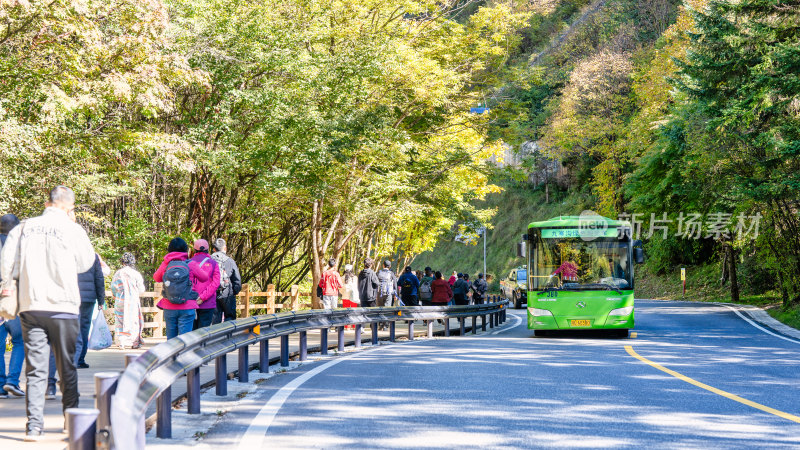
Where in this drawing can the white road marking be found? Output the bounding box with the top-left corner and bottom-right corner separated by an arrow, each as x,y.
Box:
236,349 -> 373,449
490,312 -> 523,335
721,304 -> 800,345
238,310 -> 517,448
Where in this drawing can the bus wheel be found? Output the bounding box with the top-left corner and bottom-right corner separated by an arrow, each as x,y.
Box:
534,330 -> 548,337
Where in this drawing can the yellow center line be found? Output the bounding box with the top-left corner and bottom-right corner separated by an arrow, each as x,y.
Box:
625,345 -> 800,424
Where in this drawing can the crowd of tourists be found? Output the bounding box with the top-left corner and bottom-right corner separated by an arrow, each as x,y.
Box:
0,185 -> 242,441
318,258 -> 489,311
0,185 -> 488,441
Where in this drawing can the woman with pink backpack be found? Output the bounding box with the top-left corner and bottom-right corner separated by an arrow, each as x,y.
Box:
153,238 -> 210,339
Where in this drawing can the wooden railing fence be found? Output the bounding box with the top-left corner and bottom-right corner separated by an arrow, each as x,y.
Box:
104,284 -> 312,338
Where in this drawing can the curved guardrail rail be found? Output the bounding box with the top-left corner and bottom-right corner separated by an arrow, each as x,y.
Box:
74,301 -> 508,450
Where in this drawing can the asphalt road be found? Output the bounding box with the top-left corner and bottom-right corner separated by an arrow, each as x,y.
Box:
201,300 -> 800,449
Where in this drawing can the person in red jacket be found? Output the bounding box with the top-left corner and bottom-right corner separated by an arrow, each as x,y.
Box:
431,271 -> 453,304
318,258 -> 342,309
190,239 -> 221,330
153,238 -> 209,339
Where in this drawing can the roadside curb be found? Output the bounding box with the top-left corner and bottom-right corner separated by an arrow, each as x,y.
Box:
640,298 -> 800,341
730,304 -> 800,341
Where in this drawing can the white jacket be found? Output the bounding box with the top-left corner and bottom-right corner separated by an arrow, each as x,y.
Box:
0,207 -> 96,315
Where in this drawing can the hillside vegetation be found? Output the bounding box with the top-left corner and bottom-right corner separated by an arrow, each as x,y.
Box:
419,0 -> 799,317
414,182 -> 592,283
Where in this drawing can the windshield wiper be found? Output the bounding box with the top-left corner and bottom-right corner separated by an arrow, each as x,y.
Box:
535,287 -> 580,295
579,283 -> 622,294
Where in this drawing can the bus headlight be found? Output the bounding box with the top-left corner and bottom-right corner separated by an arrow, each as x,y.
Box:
608,306 -> 633,316
528,308 -> 553,317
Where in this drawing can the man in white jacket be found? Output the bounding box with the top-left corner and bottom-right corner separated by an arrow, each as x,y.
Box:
0,186 -> 96,441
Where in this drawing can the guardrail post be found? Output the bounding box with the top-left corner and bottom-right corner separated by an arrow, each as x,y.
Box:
216,354 -> 227,396
471,316 -> 477,334
299,331 -> 308,361
459,318 -> 465,336
281,335 -> 290,366
407,321 -> 414,341
187,367 -> 200,414
481,315 -> 487,332
156,385 -> 172,438
371,322 -> 378,345
260,339 -> 269,372
123,354 -> 145,447
444,318 -> 450,337
242,283 -> 251,318
94,372 -> 118,433
267,284 -> 276,314
239,346 -> 250,382
427,320 -> 433,338
290,285 -> 300,311
153,282 -> 164,338
124,353 -> 139,367
354,324 -> 362,348
337,326 -> 345,352
320,329 -> 328,355
66,408 -> 98,450
489,313 -> 495,329
389,321 -> 396,342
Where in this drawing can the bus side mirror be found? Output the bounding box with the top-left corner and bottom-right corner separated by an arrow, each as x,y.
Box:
633,240 -> 645,264
517,242 -> 526,258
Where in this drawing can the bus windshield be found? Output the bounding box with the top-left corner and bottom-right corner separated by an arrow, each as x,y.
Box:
517,269 -> 527,282
531,236 -> 631,291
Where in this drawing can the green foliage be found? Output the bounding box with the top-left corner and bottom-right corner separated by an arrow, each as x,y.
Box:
0,0 -> 532,292
414,179 -> 592,278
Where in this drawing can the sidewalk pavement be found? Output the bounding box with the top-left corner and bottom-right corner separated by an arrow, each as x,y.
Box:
0,317 -> 484,449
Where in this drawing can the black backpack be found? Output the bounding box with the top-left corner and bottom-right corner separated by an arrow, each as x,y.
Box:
162,260 -> 199,304
401,277 -> 414,295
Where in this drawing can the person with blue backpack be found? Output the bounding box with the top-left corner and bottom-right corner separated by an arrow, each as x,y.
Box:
153,238 -> 210,339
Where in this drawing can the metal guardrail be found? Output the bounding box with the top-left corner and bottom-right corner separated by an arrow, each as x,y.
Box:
68,301 -> 508,450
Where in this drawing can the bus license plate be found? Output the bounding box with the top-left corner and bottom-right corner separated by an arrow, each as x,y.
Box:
570,320 -> 591,327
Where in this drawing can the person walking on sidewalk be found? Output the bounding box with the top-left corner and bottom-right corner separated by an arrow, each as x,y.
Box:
471,273 -> 488,305
397,266 -> 420,306
0,186 -> 97,441
112,252 -> 145,350
452,273 -> 469,305
211,238 -> 241,324
73,254 -> 105,369
153,237 -> 209,340
419,267 -> 435,306
430,271 -> 452,305
318,258 -> 342,309
357,258 -> 379,308
342,264 -> 359,308
190,239 -> 220,330
376,260 -> 398,308
0,213 -> 24,399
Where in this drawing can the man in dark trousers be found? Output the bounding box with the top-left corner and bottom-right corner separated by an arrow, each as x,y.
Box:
1,186 -> 97,441
357,258 -> 379,307
211,238 -> 242,324
74,254 -> 105,369
471,273 -> 488,305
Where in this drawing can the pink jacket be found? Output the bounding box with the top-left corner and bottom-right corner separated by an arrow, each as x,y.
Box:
153,252 -> 208,310
189,252 -> 220,309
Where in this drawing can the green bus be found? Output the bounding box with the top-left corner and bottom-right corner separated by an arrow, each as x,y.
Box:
518,215 -> 643,337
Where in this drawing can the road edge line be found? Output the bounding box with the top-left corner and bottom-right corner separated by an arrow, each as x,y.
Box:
624,345 -> 800,424
719,304 -> 800,345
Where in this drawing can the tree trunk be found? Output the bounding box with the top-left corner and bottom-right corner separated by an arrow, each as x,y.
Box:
719,247 -> 728,286
728,243 -> 739,304
310,200 -> 324,309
